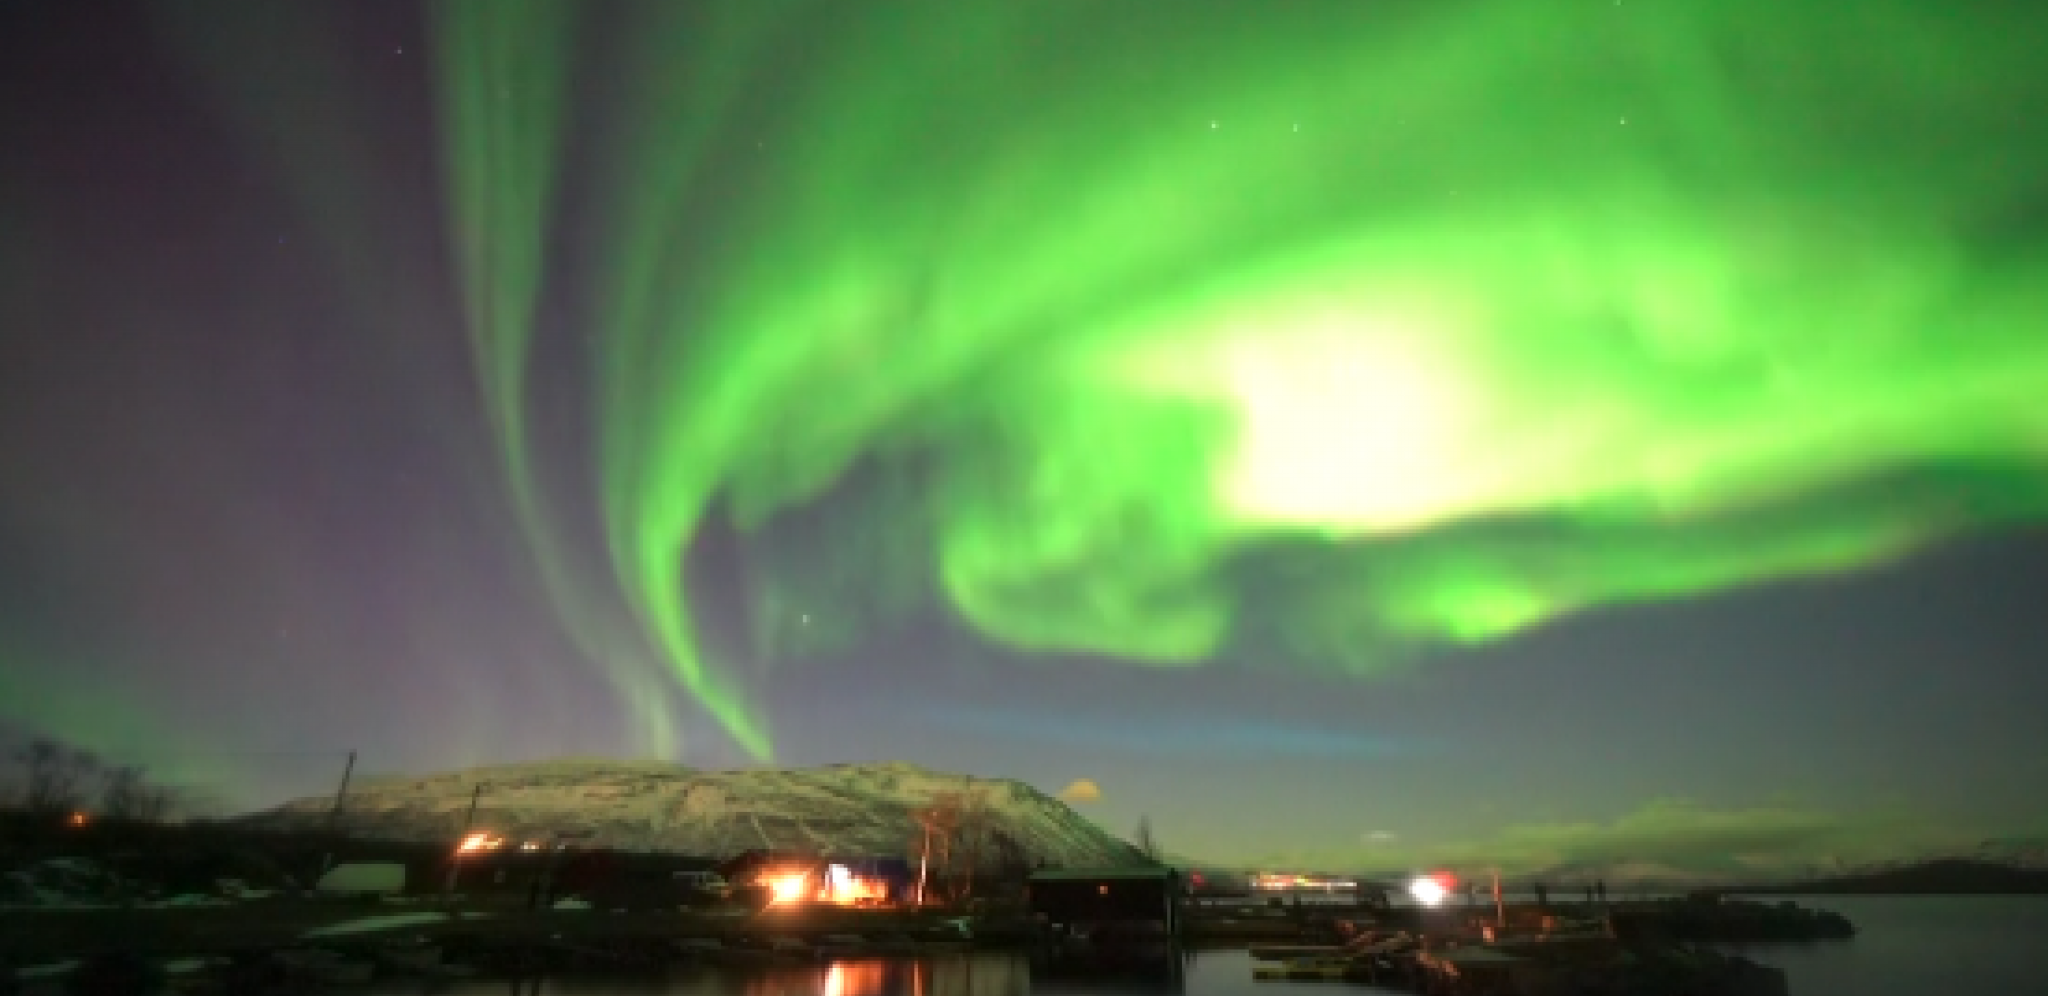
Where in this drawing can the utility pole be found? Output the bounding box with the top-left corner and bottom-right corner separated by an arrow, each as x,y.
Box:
328,750 -> 356,825
444,782 -> 485,898
1492,868 -> 1505,929
315,750 -> 357,884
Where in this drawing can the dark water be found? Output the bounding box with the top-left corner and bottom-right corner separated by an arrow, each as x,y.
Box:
1717,895 -> 2048,996
376,896 -> 2048,995
379,950 -> 1319,996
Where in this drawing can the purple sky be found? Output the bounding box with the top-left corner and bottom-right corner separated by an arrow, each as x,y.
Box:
2,1 -> 2044,874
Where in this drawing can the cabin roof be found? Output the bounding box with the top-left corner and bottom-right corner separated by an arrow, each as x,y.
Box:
1029,866 -> 1180,882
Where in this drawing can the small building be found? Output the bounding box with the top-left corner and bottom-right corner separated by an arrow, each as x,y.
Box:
1028,867 -> 1184,941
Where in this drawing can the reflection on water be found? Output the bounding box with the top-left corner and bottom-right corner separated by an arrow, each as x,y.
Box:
446,899 -> 2048,996
741,957 -> 1032,996
396,951 -> 1208,996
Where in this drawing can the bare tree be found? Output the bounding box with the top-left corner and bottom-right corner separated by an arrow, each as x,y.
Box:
911,792 -> 963,905
988,829 -> 1031,890
1134,815 -> 1160,863
133,783 -> 179,823
170,785 -> 227,822
18,738 -> 95,816
100,764 -> 175,822
100,764 -> 144,820
953,788 -> 989,902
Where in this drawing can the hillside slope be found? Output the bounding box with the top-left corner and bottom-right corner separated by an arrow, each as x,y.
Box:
246,760 -> 1146,868
1738,858 -> 2048,895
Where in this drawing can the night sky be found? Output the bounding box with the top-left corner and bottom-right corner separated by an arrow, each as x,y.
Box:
3,1 -> 2045,877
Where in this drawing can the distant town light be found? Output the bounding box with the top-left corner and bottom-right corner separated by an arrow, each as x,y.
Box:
1251,871 -> 1358,890
456,832 -> 505,854
68,811 -> 89,828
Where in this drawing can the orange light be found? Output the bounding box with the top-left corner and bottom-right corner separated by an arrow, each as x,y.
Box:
767,872 -> 810,904
822,864 -> 890,905
824,961 -> 889,996
456,832 -> 504,854
68,811 -> 89,827
759,864 -> 891,906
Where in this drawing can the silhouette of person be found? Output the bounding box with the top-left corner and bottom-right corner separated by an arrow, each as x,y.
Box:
1534,882 -> 1549,911
1595,880 -> 1608,905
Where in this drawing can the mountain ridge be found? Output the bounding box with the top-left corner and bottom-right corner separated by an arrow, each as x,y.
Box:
1169,837 -> 2048,892
1731,858 -> 2048,895
243,759 -> 1148,868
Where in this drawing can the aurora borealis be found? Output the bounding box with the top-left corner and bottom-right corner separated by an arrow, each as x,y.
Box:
3,0 -> 2046,870
442,0 -> 2048,755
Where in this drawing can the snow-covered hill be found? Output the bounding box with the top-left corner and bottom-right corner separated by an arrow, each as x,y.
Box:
1521,837 -> 2048,890
1962,838 -> 2048,871
1788,838 -> 2048,880
1518,860 -> 1730,890
245,760 -> 1146,867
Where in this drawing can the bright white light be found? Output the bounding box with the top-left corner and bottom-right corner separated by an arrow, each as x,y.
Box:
456,832 -> 504,854
768,872 -> 810,904
1408,875 -> 1448,907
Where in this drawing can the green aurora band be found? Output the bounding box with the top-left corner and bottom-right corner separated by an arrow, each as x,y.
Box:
422,0 -> 2048,760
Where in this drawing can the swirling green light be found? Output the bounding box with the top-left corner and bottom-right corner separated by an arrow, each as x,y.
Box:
427,0 -> 2045,758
